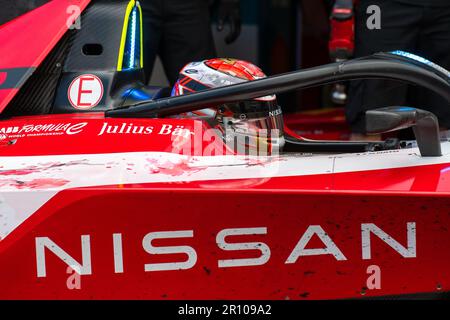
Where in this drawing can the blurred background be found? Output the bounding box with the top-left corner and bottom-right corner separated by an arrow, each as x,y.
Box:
150,0 -> 333,114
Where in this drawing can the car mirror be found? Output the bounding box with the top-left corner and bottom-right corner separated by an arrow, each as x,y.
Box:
365,107 -> 442,157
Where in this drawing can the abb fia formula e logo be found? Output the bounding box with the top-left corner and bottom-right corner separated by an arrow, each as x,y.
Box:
68,74 -> 104,110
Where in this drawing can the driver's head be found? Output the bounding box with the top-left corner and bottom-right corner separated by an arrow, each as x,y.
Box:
172,58 -> 285,154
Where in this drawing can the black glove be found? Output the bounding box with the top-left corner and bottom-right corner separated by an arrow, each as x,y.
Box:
216,0 -> 241,44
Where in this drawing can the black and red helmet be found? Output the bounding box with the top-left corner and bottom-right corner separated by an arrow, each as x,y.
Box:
172,58 -> 285,154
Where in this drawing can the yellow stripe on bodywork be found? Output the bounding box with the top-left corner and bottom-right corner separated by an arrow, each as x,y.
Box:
117,0 -> 136,71
138,2 -> 144,68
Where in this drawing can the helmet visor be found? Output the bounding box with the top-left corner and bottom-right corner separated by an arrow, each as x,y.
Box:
217,99 -> 285,155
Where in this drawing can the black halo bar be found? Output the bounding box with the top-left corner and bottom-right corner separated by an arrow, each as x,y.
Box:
105,52 -> 450,118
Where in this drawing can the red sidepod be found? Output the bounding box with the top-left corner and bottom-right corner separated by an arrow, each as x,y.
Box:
0,113 -> 449,299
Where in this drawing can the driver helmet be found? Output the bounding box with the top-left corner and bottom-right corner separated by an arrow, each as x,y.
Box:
171,58 -> 285,154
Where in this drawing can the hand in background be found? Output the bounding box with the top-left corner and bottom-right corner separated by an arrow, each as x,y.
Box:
216,0 -> 241,44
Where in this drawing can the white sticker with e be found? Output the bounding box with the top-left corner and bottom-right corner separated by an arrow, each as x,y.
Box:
68,74 -> 104,110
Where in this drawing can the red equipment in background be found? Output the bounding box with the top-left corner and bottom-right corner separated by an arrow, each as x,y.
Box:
285,0 -> 356,141
328,0 -> 355,105
284,108 -> 351,140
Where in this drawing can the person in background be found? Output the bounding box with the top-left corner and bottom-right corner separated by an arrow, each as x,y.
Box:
345,0 -> 450,138
141,0 -> 241,85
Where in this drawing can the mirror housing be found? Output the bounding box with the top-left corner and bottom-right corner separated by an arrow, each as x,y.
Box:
365,107 -> 442,157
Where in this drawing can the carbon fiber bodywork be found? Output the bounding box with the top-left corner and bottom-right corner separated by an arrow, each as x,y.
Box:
2,31 -> 75,116
64,0 -> 129,72
51,0 -> 146,114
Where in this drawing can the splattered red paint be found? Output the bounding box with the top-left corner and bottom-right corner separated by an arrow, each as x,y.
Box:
0,178 -> 69,189
146,158 -> 207,176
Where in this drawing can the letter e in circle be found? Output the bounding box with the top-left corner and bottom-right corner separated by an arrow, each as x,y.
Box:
68,74 -> 104,110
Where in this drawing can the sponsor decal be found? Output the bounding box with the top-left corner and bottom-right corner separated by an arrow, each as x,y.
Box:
0,122 -> 87,138
0,127 -> 19,134
68,74 -> 104,110
98,122 -> 192,137
0,133 -> 8,146
0,133 -> 15,147
268,108 -> 282,117
35,222 -> 416,277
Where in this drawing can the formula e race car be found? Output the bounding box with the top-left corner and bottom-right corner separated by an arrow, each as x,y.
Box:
0,0 -> 449,300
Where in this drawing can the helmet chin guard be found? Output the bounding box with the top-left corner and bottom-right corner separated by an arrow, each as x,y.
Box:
172,58 -> 285,155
